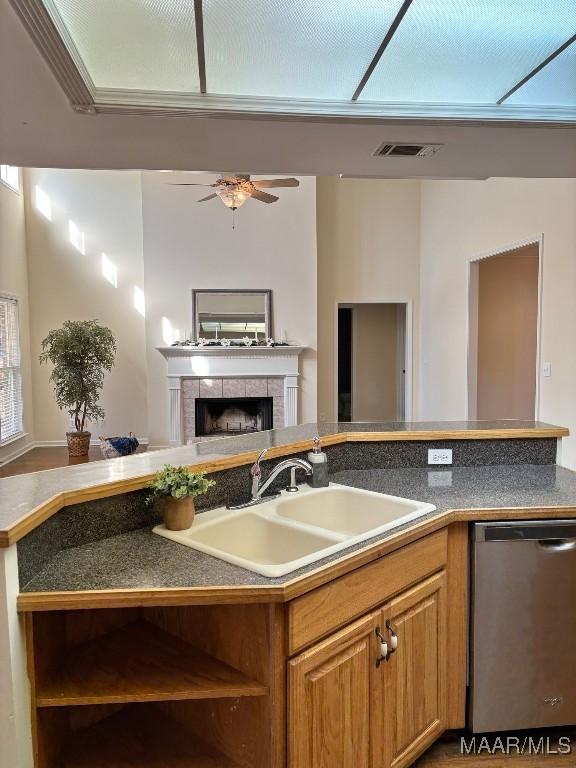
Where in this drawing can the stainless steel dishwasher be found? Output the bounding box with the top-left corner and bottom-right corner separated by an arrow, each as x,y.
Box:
470,520 -> 576,733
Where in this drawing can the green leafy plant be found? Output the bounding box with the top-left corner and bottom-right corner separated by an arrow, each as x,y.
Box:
39,320 -> 116,434
147,465 -> 215,503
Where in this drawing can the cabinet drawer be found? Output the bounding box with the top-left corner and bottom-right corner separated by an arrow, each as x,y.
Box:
288,530 -> 448,654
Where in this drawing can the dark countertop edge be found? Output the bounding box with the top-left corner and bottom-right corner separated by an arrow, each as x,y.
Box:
17,501 -> 576,613
0,421 -> 568,549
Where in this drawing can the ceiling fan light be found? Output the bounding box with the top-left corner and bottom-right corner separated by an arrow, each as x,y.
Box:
217,188 -> 250,210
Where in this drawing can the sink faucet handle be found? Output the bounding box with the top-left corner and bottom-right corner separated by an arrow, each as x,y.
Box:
250,448 -> 268,478
249,448 -> 268,499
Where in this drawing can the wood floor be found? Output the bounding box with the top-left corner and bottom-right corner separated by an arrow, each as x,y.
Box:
415,730 -> 576,767
0,445 -> 149,478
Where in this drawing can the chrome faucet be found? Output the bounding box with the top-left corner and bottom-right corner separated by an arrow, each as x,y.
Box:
228,448 -> 313,510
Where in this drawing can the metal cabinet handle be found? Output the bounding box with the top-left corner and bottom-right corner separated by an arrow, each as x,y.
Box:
375,627 -> 388,667
386,620 -> 398,656
538,538 -> 576,551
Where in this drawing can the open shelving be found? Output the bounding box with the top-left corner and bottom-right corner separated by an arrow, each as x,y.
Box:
36,619 -> 268,707
25,604 -> 284,768
58,706 -> 242,768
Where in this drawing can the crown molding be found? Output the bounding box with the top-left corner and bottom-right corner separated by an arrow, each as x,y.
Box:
92,90 -> 576,126
9,0 -> 94,108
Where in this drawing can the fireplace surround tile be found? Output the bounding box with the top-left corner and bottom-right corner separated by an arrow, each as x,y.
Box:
200,378 -> 223,398
245,378 -> 268,397
223,379 -> 247,399
183,379 -> 200,399
273,399 -> 285,430
267,378 -> 284,397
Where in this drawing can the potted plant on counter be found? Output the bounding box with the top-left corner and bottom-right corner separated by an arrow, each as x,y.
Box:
147,464 -> 215,531
39,320 -> 116,457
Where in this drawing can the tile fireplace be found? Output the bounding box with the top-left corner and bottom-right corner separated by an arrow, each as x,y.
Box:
157,345 -> 305,445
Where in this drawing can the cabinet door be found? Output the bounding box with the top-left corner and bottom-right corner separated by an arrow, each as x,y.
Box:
380,571 -> 447,768
289,611 -> 383,768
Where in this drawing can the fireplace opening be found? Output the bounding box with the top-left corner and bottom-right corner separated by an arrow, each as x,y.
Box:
195,397 -> 273,437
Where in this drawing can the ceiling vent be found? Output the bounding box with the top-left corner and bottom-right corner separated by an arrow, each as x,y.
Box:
373,143 -> 443,158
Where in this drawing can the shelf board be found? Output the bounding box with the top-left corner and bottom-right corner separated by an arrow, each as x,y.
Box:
61,706 -> 241,767
37,619 -> 268,707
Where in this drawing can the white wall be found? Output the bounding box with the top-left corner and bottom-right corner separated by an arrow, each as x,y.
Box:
141,172 -> 317,447
317,177 -> 421,421
24,170 -> 147,443
0,175 -> 34,464
419,178 -> 576,467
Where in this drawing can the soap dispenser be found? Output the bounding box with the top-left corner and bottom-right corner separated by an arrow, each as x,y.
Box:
307,436 -> 329,488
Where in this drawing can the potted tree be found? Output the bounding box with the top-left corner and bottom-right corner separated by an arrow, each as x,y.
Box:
147,465 -> 215,530
39,320 -> 116,457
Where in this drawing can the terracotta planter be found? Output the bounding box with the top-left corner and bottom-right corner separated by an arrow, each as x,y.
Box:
163,496 -> 195,531
66,431 -> 91,457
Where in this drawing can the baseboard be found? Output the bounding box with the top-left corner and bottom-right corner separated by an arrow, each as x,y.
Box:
35,438 -> 150,448
0,440 -> 36,467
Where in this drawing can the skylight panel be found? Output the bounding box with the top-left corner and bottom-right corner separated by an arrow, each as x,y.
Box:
203,0 -> 406,99
50,0 -> 200,92
506,40 -> 576,106
361,0 -> 576,104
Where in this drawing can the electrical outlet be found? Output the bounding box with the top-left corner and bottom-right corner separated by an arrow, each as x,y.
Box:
428,470 -> 453,487
428,448 -> 453,465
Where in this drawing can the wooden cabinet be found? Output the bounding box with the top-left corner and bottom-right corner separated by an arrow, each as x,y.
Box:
24,529 -> 463,768
289,572 -> 447,768
289,611 -> 383,768
380,571 -> 447,768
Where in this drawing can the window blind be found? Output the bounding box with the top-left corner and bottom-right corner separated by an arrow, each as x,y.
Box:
0,297 -> 23,443
0,165 -> 20,192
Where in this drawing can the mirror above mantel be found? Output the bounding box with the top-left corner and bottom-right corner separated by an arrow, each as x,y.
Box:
192,289 -> 272,342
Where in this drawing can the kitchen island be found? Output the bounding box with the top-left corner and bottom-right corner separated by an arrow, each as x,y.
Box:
2,421 -> 575,768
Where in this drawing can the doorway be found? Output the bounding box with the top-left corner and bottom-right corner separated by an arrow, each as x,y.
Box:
467,240 -> 541,421
337,301 -> 410,422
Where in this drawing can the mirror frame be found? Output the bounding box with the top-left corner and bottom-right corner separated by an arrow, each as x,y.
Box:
191,289 -> 273,341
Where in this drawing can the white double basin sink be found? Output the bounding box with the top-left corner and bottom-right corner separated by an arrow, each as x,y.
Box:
154,483 -> 436,577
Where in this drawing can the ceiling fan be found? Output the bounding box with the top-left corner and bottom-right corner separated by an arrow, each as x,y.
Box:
171,174 -> 300,211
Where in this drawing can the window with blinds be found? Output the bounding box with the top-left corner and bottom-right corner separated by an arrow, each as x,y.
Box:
0,297 -> 24,443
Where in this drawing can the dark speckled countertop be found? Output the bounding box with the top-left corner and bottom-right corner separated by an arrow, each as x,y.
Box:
20,463 -> 576,596
1,420 -> 566,546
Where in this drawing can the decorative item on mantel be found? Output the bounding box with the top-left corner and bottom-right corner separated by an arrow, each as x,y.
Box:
147,465 -> 215,531
170,338 -> 290,347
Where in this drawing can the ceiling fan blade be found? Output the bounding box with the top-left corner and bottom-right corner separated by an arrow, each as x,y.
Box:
197,193 -> 218,202
250,190 -> 279,204
252,178 -> 299,189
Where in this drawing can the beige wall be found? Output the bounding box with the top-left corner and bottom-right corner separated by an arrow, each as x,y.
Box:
352,303 -> 403,421
476,250 -> 539,421
419,178 -> 576,467
141,172 -> 317,447
24,169 -> 147,443
0,175 -> 34,464
317,177 -> 420,421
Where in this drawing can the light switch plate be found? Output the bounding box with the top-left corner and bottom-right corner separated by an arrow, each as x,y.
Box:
428,448 -> 453,465
543,362 -> 552,377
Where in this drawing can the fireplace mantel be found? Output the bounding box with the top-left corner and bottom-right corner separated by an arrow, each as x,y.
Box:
157,346 -> 306,445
